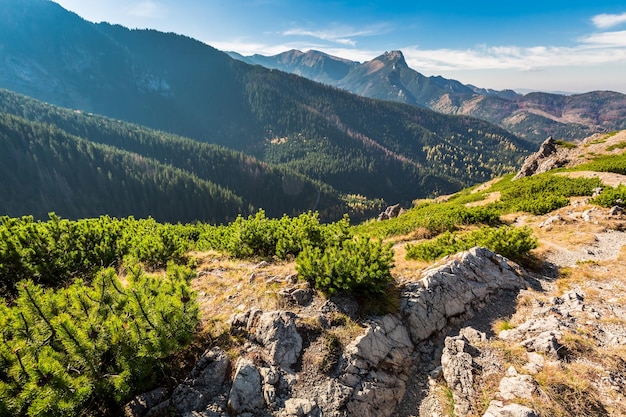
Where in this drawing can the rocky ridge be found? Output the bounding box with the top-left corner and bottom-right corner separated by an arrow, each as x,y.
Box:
123,247 -> 530,417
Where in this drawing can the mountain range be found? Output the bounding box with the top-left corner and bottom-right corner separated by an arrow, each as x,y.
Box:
0,0 -> 534,222
230,49 -> 626,143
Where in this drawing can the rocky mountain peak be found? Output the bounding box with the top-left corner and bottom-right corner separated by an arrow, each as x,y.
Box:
380,50 -> 409,68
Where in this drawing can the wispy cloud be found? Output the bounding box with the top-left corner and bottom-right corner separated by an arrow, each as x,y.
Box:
592,12 -> 626,29
282,24 -> 388,47
127,1 -> 165,19
580,30 -> 626,47
402,41 -> 626,73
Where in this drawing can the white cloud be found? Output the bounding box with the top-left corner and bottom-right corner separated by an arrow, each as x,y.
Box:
401,42 -> 626,73
592,12 -> 626,29
127,1 -> 165,19
580,30 -> 626,47
282,24 -> 388,47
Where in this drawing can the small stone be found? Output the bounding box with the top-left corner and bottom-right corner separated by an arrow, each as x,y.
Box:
254,261 -> 269,269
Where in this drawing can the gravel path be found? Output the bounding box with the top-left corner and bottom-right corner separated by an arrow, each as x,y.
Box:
542,230 -> 626,267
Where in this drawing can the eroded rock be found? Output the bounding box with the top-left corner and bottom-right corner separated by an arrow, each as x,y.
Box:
228,358 -> 265,414
441,335 -> 479,416
168,347 -> 230,415
402,247 -> 528,344
255,311 -> 303,369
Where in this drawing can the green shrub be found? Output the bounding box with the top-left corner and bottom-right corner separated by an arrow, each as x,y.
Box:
574,152 -> 626,175
196,210 -> 351,259
0,214 -> 198,295
591,184 -> 626,207
353,202 -> 500,239
405,226 -> 537,262
296,237 -> 394,296
491,175 -> 603,215
555,139 -> 577,149
0,264 -> 198,417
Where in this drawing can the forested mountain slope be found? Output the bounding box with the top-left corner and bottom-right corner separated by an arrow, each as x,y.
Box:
0,0 -> 532,207
0,90 -> 348,222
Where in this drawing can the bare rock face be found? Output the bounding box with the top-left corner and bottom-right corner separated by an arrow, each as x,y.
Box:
228,358 -> 265,414
513,136 -> 568,179
441,335 -> 479,416
377,204 -> 403,221
401,247 -> 528,344
254,311 -> 303,369
123,387 -> 167,417
341,315 -> 414,417
167,347 -> 230,416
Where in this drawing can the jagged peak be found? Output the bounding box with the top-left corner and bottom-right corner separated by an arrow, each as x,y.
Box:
379,50 -> 408,68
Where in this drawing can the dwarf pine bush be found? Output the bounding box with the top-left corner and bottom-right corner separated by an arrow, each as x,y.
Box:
0,264 -> 199,417
405,226 -> 537,262
296,236 -> 394,296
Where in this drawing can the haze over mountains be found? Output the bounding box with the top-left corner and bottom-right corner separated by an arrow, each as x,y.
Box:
231,49 -> 626,143
0,0 -> 537,222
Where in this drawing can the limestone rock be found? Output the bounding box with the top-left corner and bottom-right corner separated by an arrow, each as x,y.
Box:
514,137 -> 568,179
279,287 -> 313,307
227,358 -> 265,414
499,316 -> 569,359
123,387 -> 167,417
254,311 -> 303,369
441,335 -> 478,416
483,400 -> 539,417
341,315 -> 414,417
402,247 -> 528,344
498,367 -> 537,400
169,348 -> 229,415
377,204 -> 403,221
282,398 -> 321,417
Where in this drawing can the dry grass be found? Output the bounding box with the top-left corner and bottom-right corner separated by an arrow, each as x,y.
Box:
391,242 -> 431,283
531,362 -> 608,417
492,318 -> 515,334
189,250 -> 297,341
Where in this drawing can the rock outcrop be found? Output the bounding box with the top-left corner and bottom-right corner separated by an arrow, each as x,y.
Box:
377,204 -> 403,221
127,247 -> 531,417
342,315 -> 414,417
514,137 -> 569,179
441,335 -> 480,416
401,247 -> 528,344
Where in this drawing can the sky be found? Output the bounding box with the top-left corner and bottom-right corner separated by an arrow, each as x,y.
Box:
52,0 -> 626,94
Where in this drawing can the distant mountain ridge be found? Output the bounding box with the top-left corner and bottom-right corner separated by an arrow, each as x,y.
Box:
230,49 -> 626,143
0,0 -> 533,221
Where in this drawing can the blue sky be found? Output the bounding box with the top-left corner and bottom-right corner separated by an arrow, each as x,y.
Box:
53,0 -> 626,93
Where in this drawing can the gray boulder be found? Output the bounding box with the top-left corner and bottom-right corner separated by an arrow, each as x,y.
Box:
498,366 -> 537,400
227,358 -> 265,414
255,311 -> 303,369
401,247 -> 528,344
282,398 -> 321,417
123,387 -> 167,417
483,401 -> 539,417
169,348 -> 230,415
